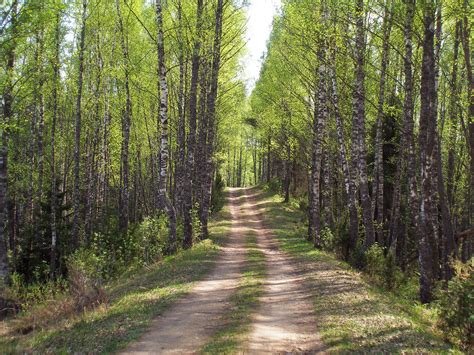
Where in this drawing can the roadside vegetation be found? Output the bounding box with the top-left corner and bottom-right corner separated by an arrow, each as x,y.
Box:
0,202 -> 230,353
258,186 -> 466,353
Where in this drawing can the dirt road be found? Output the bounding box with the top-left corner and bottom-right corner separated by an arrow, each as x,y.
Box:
244,189 -> 324,353
123,187 -> 323,354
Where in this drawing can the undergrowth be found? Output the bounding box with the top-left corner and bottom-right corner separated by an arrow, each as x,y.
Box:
0,201 -> 232,353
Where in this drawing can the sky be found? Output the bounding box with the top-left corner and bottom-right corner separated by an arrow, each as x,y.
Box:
241,0 -> 282,94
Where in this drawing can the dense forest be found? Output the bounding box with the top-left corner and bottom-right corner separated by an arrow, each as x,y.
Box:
243,0 -> 473,305
0,0 -> 473,350
0,0 -> 246,284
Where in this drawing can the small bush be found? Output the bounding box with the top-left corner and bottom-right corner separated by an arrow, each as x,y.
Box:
265,178 -> 281,193
4,272 -> 68,312
436,259 -> 473,350
297,197 -> 308,214
67,249 -> 107,312
320,227 -> 337,252
211,172 -> 225,213
365,244 -> 385,280
132,215 -> 168,265
349,241 -> 366,269
364,244 -> 402,290
192,204 -> 202,242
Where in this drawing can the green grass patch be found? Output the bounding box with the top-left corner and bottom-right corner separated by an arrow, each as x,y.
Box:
0,201 -> 233,354
253,187 -> 459,354
201,233 -> 266,354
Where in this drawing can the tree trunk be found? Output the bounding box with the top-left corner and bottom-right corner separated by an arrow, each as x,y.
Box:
418,1 -> 439,303
36,29 -> 45,243
447,22 -> 461,210
116,0 -> 131,233
373,0 -> 393,245
175,0 -> 186,219
308,58 -> 328,248
156,0 -> 177,254
328,61 -> 359,251
72,0 -> 88,248
199,0 -> 224,240
352,0 -> 375,251
460,0 -> 474,230
284,141 -> 291,203
183,0 -> 204,249
0,0 -> 17,289
50,11 -> 61,279
388,0 -> 417,261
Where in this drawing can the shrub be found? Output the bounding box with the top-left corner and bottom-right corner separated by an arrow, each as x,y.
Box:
211,172 -> 225,213
365,243 -> 385,279
364,244 -> 402,290
192,204 -> 202,242
436,259 -> 473,350
132,215 -> 168,265
67,249 -> 107,311
265,178 -> 281,193
320,227 -> 337,252
349,241 -> 366,269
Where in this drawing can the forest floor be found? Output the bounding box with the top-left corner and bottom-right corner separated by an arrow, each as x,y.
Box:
0,187 -> 458,353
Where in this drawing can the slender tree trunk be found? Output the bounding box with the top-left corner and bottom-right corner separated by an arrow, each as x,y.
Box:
352,0 -> 375,251
373,0 -> 392,245
156,0 -> 177,254
308,31 -> 328,247
267,136 -> 271,182
418,1 -> 438,303
436,135 -> 456,281
447,22 -> 461,210
195,60 -> 209,206
460,1 -> 474,229
389,0 -> 417,260
175,0 -> 186,219
36,29 -> 45,243
0,0 -> 17,289
116,0 -> 131,233
72,0 -> 88,248
284,141 -> 291,203
183,0 -> 204,248
238,143 -> 242,187
329,61 -> 359,251
50,11 -> 61,279
199,0 -> 224,240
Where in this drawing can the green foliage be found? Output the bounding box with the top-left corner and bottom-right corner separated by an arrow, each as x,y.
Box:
67,248 -> 106,309
131,215 -> 169,265
348,241 -> 366,269
265,178 -> 281,193
4,272 -> 68,312
320,226 -> 336,251
0,209 -> 226,353
365,244 -> 402,290
365,243 -> 385,278
211,172 -> 225,213
436,259 -> 474,349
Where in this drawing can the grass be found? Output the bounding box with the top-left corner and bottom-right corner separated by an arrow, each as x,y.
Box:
0,203 -> 233,354
254,186 -> 459,354
201,233 -> 266,354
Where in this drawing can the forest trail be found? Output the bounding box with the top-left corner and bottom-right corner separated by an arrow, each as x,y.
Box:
243,189 -> 324,353
122,188 -> 248,354
123,187 -> 323,354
